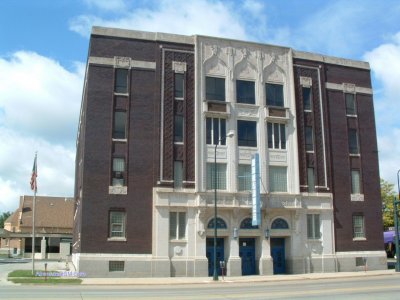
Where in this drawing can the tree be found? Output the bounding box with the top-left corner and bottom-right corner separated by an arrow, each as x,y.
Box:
381,178 -> 397,230
0,211 -> 12,228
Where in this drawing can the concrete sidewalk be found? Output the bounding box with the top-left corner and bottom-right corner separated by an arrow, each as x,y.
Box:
80,269 -> 398,285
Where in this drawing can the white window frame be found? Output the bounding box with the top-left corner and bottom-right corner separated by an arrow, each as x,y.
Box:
307,214 -> 321,240
170,211 -> 186,240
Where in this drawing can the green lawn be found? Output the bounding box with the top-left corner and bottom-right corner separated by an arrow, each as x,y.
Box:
8,269 -> 82,284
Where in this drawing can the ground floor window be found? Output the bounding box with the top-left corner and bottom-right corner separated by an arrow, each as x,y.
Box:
353,215 -> 365,238
170,212 -> 186,240
307,214 -> 321,239
109,261 -> 125,272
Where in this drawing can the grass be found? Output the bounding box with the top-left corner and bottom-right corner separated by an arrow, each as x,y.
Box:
8,269 -> 82,284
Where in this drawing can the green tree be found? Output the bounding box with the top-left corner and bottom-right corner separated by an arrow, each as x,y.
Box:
0,211 -> 12,228
382,178 -> 397,229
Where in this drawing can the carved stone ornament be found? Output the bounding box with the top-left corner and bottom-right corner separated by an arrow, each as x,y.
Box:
300,76 -> 312,87
343,83 -> 356,93
114,56 -> 131,68
109,186 -> 128,195
172,61 -> 187,73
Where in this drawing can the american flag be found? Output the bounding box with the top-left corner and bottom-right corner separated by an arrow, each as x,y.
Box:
30,154 -> 37,192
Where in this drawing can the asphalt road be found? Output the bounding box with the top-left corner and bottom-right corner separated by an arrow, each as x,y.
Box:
0,274 -> 400,300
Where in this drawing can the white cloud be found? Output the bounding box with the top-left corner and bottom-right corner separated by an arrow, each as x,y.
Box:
364,32 -> 400,186
69,0 -> 249,40
0,51 -> 83,212
83,0 -> 128,12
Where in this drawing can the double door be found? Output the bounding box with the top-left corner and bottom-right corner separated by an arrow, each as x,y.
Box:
239,238 -> 256,276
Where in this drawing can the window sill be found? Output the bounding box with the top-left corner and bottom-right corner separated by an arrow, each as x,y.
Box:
114,92 -> 129,96
346,114 -> 357,118
307,238 -> 322,242
349,153 -> 361,157
353,237 -> 367,241
107,237 -> 127,242
175,97 -> 184,101
112,138 -> 127,143
170,239 -> 187,243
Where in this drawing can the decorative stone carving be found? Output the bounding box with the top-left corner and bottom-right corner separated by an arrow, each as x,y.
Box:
236,106 -> 259,118
300,76 -> 312,87
343,83 -> 356,93
172,61 -> 187,72
108,186 -> 128,195
114,56 -> 130,68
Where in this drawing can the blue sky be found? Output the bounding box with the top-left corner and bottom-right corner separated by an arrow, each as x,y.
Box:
1,0 -> 400,212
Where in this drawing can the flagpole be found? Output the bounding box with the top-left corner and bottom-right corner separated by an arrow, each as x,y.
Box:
31,152 -> 37,276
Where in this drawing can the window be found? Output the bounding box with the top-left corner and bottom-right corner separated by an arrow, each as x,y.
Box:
240,218 -> 259,229
307,214 -> 321,239
207,217 -> 227,229
266,83 -> 284,107
303,87 -> 312,111
206,117 -> 226,145
109,211 -> 126,238
267,122 -> 286,150
174,161 -> 183,189
170,212 -> 186,240
307,168 -> 315,193
348,129 -> 359,154
345,93 -> 356,115
351,170 -> 361,194
269,166 -> 287,192
113,111 -> 127,139
353,215 -> 365,238
175,73 -> 184,99
206,76 -> 225,101
305,126 -> 314,152
174,115 -> 184,143
236,80 -> 255,104
109,261 -> 125,272
206,163 -> 227,190
115,69 -> 128,93
271,218 -> 289,229
238,164 -> 251,191
112,158 -> 125,186
238,120 -> 257,147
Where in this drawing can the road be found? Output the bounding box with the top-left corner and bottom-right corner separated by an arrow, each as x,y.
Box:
0,274 -> 400,299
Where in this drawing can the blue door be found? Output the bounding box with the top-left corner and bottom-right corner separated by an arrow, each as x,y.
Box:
271,238 -> 286,274
206,238 -> 224,276
239,238 -> 256,275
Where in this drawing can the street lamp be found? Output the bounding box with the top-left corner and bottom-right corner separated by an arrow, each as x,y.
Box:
213,129 -> 234,281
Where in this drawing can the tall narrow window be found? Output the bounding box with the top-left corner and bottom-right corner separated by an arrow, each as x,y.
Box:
175,73 -> 184,99
303,87 -> 312,111
112,158 -> 125,186
267,123 -> 286,150
170,212 -> 186,240
206,117 -> 226,145
348,129 -> 359,154
237,120 -> 257,147
305,126 -> 314,152
113,111 -> 127,139
174,115 -> 184,143
238,164 -> 251,191
353,215 -> 365,238
206,163 -> 227,190
345,93 -> 356,115
206,76 -> 225,101
351,170 -> 361,194
266,83 -> 284,107
174,161 -> 183,189
269,166 -> 287,192
307,168 -> 315,193
236,80 -> 255,104
109,211 -> 126,238
115,69 -> 128,93
307,214 -> 321,239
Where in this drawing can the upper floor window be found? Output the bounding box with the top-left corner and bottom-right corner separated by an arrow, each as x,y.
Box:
348,129 -> 359,154
206,117 -> 226,145
174,161 -> 183,189
238,120 -> 257,147
112,157 -> 126,186
175,73 -> 184,99
345,93 -> 356,115
307,167 -> 315,193
266,83 -> 284,107
109,211 -> 126,238
206,163 -> 227,190
303,87 -> 312,111
170,212 -> 186,240
115,69 -> 128,93
351,170 -> 361,194
269,166 -> 287,192
206,76 -> 225,101
174,115 -> 184,143
267,122 -> 286,150
305,126 -> 314,152
236,80 -> 255,104
113,111 -> 127,139
238,164 -> 251,191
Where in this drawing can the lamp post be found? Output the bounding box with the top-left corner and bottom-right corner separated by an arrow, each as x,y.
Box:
213,130 -> 234,281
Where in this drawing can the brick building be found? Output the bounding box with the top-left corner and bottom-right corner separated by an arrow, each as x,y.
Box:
72,27 -> 385,277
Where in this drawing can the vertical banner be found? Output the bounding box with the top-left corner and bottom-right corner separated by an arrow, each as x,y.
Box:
252,153 -> 261,226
